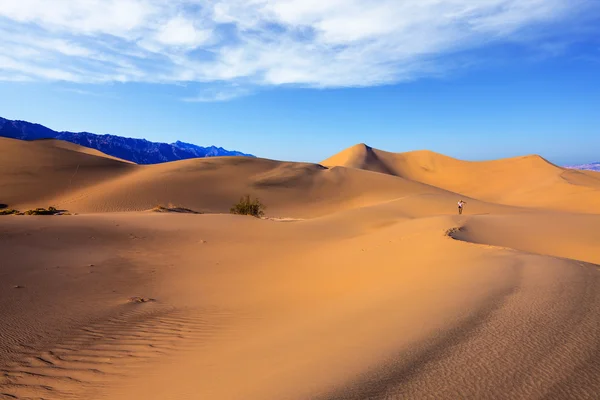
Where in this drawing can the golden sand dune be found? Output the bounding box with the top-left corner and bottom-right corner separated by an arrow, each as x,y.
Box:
1,138 -> 481,217
4,138 -> 598,216
0,137 -> 133,210
1,138 -> 600,400
322,143 -> 600,213
38,138 -> 134,163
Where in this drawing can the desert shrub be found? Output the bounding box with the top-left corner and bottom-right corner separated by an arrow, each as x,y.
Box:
24,206 -> 62,215
0,203 -> 8,209
0,208 -> 19,215
230,195 -> 266,218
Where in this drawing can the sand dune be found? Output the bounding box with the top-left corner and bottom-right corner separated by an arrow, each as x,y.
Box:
37,138 -> 133,163
448,212 -> 600,264
0,137 -> 133,210
1,138 -> 484,218
322,143 -> 600,213
6,138 -> 598,217
1,138 -> 600,400
1,212 -> 599,400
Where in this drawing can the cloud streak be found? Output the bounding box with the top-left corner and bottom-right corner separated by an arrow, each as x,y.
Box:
0,0 -> 594,99
182,85 -> 252,102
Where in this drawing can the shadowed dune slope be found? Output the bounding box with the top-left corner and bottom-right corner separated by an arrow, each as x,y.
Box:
322,144 -> 600,213
0,137 -> 134,208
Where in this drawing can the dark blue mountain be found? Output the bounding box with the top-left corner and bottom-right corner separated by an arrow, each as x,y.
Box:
566,162 -> 600,172
0,116 -> 254,164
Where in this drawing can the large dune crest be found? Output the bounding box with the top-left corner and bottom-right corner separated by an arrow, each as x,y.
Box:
323,143 -> 600,213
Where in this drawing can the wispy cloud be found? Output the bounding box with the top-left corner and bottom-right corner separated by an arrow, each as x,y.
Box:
56,87 -> 117,98
182,85 -> 252,102
0,0 -> 595,100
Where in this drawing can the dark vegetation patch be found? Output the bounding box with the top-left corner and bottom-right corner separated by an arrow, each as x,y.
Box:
24,206 -> 68,215
151,204 -> 201,214
230,195 -> 266,218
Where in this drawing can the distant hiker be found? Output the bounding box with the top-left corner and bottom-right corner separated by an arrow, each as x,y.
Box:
458,200 -> 466,215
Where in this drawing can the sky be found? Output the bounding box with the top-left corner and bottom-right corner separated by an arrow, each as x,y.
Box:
0,0 -> 599,165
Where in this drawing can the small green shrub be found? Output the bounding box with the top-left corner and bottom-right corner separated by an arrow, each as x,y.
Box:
230,195 -> 266,218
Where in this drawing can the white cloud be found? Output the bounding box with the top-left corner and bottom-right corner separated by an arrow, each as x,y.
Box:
154,16 -> 212,48
0,0 -> 594,99
0,0 -> 156,37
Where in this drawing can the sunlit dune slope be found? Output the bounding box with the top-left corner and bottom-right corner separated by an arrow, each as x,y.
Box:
322,143 -> 600,213
34,138 -> 134,163
449,212 -> 600,265
2,210 -> 599,400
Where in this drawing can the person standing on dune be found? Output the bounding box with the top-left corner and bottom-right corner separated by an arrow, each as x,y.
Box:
458,200 -> 466,215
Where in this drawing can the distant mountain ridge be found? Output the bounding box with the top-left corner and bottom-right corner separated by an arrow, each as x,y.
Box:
0,116 -> 254,164
565,162 -> 600,172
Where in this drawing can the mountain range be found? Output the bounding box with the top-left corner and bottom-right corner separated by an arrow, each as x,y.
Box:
0,116 -> 254,164
1,116 -> 596,170
565,162 -> 600,172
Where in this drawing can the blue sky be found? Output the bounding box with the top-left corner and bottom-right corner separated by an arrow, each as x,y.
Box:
0,0 -> 599,165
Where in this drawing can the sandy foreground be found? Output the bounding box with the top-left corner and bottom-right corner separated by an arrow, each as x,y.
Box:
1,138 -> 600,399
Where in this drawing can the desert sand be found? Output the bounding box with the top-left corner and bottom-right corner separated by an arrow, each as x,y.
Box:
1,138 -> 599,400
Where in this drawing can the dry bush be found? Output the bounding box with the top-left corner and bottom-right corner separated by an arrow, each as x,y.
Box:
230,195 -> 266,218
24,206 -> 63,215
